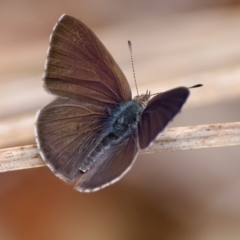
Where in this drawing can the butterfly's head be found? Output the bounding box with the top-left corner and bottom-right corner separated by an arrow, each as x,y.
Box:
133,90 -> 151,108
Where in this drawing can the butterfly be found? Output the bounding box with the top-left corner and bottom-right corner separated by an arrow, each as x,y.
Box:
35,14 -> 196,192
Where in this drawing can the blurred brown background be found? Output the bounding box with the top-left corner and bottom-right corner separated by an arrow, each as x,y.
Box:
1,0 -> 240,239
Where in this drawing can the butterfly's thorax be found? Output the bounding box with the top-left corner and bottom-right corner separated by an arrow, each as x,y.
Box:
112,100 -> 143,136
80,101 -> 143,172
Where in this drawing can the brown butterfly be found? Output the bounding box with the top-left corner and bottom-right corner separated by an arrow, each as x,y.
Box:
35,14 -> 198,192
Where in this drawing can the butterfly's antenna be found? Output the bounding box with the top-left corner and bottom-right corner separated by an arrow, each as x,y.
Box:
189,84 -> 203,89
128,40 -> 139,96
149,84 -> 203,96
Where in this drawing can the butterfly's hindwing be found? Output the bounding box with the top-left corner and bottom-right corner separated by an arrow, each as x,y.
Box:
36,97 -> 114,181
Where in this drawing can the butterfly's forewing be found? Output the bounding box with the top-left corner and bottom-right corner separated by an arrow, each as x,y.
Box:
44,14 -> 132,106
138,87 -> 189,149
36,97 -> 113,182
75,132 -> 138,192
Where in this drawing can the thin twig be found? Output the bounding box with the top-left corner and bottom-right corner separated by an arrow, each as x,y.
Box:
144,122 -> 240,153
0,122 -> 240,173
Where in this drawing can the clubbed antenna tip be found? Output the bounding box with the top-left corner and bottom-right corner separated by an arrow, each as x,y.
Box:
189,84 -> 203,89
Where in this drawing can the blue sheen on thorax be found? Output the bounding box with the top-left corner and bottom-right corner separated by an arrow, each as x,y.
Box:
109,100 -> 144,139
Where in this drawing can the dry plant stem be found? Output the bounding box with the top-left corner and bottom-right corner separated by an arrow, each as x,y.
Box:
0,122 -> 240,173
0,145 -> 43,172
145,122 -> 240,153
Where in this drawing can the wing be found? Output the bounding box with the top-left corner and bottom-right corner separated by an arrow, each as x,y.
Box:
35,97 -> 112,182
138,87 -> 189,149
75,132 -> 138,192
43,14 -> 132,106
